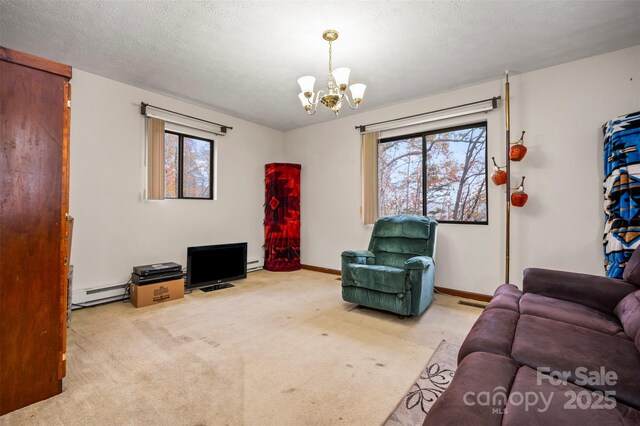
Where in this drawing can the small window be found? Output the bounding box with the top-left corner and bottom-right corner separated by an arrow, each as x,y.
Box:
164,131 -> 213,199
378,122 -> 488,224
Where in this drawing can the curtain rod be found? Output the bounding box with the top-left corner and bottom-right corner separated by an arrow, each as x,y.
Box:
140,102 -> 233,134
355,96 -> 501,133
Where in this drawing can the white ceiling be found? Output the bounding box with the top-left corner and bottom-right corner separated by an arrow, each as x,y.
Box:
1,1 -> 639,131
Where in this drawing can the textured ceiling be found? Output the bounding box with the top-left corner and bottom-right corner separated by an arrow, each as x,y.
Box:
1,1 -> 639,131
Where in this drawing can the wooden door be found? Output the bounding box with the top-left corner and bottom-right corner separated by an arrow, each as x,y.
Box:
0,47 -> 71,415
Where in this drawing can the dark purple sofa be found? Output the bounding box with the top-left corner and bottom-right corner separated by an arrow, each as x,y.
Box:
424,263 -> 640,425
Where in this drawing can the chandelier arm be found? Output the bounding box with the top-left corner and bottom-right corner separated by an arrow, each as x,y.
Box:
306,90 -> 326,115
313,90 -> 326,108
342,93 -> 359,110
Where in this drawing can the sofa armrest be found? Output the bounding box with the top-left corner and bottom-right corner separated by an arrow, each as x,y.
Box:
403,256 -> 433,270
522,268 -> 637,314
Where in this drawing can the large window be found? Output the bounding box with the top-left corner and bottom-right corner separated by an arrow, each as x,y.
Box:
164,131 -> 213,199
378,122 -> 488,224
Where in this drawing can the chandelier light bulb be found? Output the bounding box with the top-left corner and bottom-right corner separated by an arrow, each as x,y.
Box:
297,76 -> 315,98
349,83 -> 366,104
332,67 -> 351,92
298,93 -> 312,112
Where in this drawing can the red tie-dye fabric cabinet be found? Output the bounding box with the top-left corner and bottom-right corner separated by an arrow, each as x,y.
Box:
264,163 -> 301,271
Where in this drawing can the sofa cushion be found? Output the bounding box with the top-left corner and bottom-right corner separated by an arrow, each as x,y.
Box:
502,365 -> 640,426
623,248 -> 640,286
423,352 -> 519,426
458,308 -> 519,363
522,268 -> 635,314
344,264 -> 406,293
614,290 -> 640,344
486,284 -> 522,312
511,314 -> 640,409
520,293 -> 627,338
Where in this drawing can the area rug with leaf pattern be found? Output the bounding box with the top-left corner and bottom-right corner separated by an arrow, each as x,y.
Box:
383,340 -> 459,426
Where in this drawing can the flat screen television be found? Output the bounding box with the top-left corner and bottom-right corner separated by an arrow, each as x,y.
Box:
186,242 -> 247,289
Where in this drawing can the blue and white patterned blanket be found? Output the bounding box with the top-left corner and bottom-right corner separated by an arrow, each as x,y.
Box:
603,111 -> 640,278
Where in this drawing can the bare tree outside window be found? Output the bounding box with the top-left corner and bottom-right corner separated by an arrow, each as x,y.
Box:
182,137 -> 211,198
378,137 -> 423,216
378,123 -> 487,223
164,131 -> 213,200
164,133 -> 179,198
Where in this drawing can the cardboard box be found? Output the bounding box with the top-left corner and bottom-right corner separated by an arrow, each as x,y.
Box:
130,279 -> 184,308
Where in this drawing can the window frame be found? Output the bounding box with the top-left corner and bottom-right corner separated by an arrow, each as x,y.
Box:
378,121 -> 489,225
164,130 -> 214,200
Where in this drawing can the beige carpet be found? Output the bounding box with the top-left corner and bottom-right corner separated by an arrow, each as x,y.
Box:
1,270 -> 481,426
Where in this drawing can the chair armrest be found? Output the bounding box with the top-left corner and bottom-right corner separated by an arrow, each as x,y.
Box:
341,250 -> 375,266
342,250 -> 375,259
403,256 -> 433,270
522,268 -> 637,314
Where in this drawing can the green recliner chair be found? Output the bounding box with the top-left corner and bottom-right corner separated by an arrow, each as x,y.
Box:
341,215 -> 438,316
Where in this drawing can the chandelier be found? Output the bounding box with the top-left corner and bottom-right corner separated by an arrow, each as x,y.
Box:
297,30 -> 366,116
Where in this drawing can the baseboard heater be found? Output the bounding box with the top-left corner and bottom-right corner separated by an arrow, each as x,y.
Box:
72,259 -> 263,307
247,259 -> 262,272
72,282 -> 128,308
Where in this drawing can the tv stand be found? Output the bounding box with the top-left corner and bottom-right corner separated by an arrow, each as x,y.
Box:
200,283 -> 234,293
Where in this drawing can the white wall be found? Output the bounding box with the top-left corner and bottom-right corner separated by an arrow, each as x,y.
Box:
70,70 -> 283,297
283,45 -> 640,295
